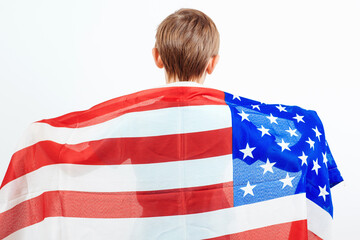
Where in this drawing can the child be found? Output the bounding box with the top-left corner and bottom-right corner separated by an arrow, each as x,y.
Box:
0,8 -> 342,239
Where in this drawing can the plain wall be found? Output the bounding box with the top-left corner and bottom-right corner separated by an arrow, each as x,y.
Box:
1,0 -> 359,238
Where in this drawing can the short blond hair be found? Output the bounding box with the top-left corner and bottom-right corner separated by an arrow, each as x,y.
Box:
155,8 -> 220,82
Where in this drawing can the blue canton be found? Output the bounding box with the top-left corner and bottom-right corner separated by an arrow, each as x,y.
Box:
224,92 -> 343,218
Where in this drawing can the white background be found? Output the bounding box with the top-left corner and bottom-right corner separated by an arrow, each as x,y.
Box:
0,0 -> 359,238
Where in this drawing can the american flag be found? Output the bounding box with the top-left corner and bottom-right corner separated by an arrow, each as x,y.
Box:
0,84 -> 343,239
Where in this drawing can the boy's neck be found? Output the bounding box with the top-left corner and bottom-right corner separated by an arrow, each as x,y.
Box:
165,74 -> 206,84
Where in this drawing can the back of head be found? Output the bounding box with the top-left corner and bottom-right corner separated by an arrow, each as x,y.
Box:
155,8 -> 220,82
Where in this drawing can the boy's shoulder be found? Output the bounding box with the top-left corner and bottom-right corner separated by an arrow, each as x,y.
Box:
35,86 -> 226,128
224,91 -> 322,128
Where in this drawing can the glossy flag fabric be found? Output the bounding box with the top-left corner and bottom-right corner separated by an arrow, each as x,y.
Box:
0,83 -> 343,239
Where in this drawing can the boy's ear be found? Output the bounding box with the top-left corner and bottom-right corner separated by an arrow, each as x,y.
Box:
206,55 -> 220,75
152,48 -> 164,69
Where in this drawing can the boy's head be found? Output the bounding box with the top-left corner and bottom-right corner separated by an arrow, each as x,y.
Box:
153,8 -> 220,83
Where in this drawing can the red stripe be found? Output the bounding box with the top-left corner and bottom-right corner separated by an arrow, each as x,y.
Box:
37,87 -> 226,128
0,182 -> 233,239
206,220 -> 321,240
1,127 -> 232,189
308,230 -> 323,240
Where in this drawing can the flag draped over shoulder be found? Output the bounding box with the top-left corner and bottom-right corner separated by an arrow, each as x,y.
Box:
0,85 -> 343,239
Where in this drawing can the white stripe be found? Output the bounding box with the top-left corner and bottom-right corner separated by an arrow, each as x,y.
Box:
15,105 -> 232,152
5,194 -> 307,240
307,198 -> 333,239
0,154 -> 233,212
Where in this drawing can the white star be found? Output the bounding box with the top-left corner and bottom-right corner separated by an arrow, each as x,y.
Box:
276,105 -> 287,112
258,125 -> 271,137
279,173 -> 295,189
298,151 -> 308,166
293,114 -> 305,123
267,113 -> 278,124
251,104 -> 260,111
238,110 -> 250,122
306,137 -> 315,150
260,158 -> 276,174
285,127 -> 298,137
322,152 -> 329,168
232,94 -> 241,101
239,143 -> 256,159
277,139 -> 291,152
318,185 -> 329,201
312,158 -> 321,175
313,126 -> 322,141
241,181 -> 256,197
